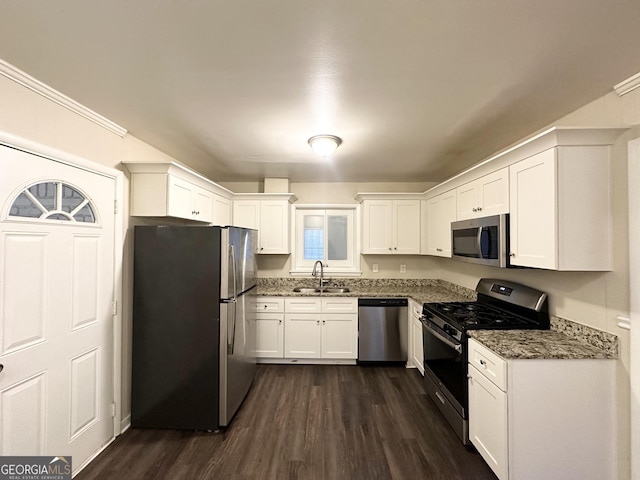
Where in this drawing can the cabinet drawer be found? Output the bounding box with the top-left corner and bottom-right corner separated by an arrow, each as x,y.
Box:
255,297 -> 285,312
468,338 -> 507,391
285,297 -> 322,313
321,297 -> 358,313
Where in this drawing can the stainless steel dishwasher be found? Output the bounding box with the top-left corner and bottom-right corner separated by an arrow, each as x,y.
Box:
358,298 -> 408,362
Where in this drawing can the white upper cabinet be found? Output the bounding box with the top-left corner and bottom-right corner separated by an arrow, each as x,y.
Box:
212,194 -> 232,226
456,168 -> 509,221
357,195 -> 421,254
124,161 -> 233,224
509,146 -> 612,270
422,189 -> 456,257
233,194 -> 297,254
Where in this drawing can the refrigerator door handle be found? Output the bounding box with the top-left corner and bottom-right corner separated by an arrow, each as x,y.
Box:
227,245 -> 238,354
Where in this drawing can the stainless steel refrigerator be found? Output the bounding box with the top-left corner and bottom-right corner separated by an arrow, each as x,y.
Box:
131,225 -> 257,430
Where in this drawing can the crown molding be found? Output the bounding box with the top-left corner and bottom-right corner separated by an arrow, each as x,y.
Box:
614,71 -> 640,97
0,59 -> 127,137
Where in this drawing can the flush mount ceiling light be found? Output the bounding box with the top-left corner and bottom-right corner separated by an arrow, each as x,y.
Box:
308,135 -> 342,157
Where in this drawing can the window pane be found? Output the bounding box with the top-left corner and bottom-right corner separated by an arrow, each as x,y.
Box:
28,182 -> 57,211
61,185 -> 85,213
10,192 -> 42,218
327,215 -> 347,261
47,213 -> 71,221
303,215 -> 324,260
73,204 -> 96,223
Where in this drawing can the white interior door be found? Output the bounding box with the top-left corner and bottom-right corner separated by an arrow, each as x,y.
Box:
0,144 -> 116,472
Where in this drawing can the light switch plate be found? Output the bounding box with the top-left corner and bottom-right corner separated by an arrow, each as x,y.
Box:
400,264 -> 406,273
373,263 -> 379,273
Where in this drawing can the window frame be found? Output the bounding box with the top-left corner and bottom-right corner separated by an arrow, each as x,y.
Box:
290,204 -> 361,276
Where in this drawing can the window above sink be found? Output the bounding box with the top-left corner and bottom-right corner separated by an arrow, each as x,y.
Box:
290,205 -> 361,277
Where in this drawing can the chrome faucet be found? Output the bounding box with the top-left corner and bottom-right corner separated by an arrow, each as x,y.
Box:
311,260 -> 325,290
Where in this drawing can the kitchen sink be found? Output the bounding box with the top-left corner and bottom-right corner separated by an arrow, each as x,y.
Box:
292,287 -> 321,293
323,287 -> 350,293
291,287 -> 350,294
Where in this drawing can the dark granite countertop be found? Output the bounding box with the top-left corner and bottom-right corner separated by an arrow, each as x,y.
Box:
257,277 -> 618,360
467,329 -> 617,360
256,278 -> 478,305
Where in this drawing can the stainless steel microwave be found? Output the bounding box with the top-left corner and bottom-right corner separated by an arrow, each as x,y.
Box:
451,214 -> 509,268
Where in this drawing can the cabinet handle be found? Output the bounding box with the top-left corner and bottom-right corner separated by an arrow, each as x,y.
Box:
316,320 -> 320,325
436,248 -> 442,252
388,247 -> 392,250
479,359 -> 486,366
322,320 -> 326,325
434,391 -> 446,405
477,207 -> 482,211
279,319 -> 283,324
510,252 -> 516,257
472,207 -> 477,212
394,247 -> 397,250
260,247 -> 264,251
264,305 -> 268,309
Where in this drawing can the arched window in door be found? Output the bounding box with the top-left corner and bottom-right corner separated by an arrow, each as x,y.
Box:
8,181 -> 97,223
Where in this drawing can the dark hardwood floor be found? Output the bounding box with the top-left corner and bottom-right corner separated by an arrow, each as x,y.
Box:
77,365 -> 497,480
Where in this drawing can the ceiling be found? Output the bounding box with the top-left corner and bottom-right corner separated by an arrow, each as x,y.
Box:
1,1 -> 640,183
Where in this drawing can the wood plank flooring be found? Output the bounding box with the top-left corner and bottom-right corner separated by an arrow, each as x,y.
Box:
77,365 -> 497,480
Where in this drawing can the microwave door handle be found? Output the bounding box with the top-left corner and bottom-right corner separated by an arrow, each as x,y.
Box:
479,227 -> 491,259
477,227 -> 484,258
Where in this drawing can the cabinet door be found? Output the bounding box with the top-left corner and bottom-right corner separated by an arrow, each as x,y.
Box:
284,314 -> 321,358
233,200 -> 260,229
457,168 -> 509,221
468,365 -> 508,480
255,313 -> 284,358
393,200 -> 421,254
509,149 -> 557,269
362,200 -> 393,254
478,168 -> 509,217
192,185 -> 214,223
167,175 -> 195,219
321,314 -> 358,359
456,182 -> 479,221
425,190 -> 456,257
260,200 -> 290,254
213,194 -> 232,226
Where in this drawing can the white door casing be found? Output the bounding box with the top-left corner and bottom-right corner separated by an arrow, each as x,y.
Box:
628,137 -> 640,480
0,136 -> 122,474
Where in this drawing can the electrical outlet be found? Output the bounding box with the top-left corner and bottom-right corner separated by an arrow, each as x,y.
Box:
400,264 -> 406,273
373,263 -> 379,273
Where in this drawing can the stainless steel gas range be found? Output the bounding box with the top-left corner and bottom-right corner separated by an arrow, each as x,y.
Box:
421,278 -> 550,445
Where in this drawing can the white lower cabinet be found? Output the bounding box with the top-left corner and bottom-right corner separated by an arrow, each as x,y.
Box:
257,296 -> 358,361
408,299 -> 424,374
255,312 -> 284,358
321,314 -> 358,359
255,297 -> 285,358
284,313 -> 322,358
284,297 -> 358,360
468,338 -> 616,480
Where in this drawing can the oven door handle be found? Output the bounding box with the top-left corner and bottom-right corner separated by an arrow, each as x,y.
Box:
423,321 -> 462,353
